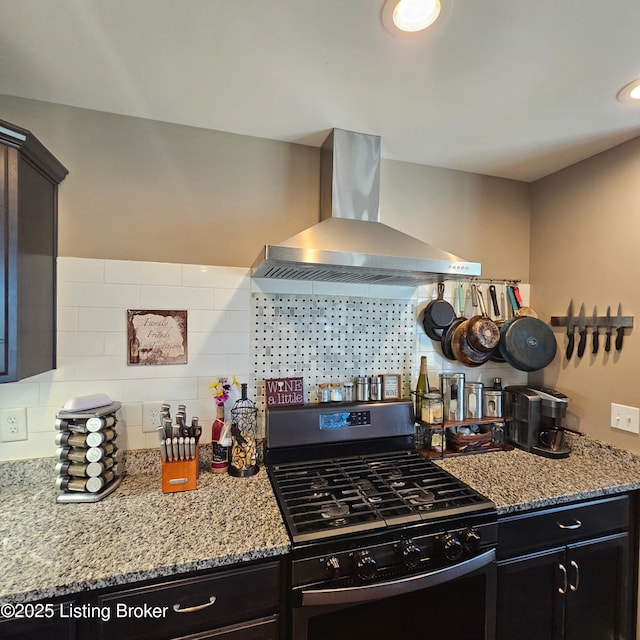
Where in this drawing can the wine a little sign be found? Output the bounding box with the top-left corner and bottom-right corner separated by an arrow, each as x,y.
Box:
265,377 -> 304,407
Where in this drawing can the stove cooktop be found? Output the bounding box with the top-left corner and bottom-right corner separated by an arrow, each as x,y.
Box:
268,449 -> 494,544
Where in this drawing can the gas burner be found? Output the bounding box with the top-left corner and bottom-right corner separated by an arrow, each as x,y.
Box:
310,474 -> 329,490
406,488 -> 436,509
390,480 -> 406,489
312,491 -> 330,499
327,517 -> 348,527
321,500 -> 350,519
355,478 -> 375,492
387,467 -> 404,479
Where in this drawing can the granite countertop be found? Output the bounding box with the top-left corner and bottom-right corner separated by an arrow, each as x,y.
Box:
0,448 -> 290,605
435,433 -> 640,514
2,435 -> 640,605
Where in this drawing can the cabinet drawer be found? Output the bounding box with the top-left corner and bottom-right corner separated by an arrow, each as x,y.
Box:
175,615 -> 279,640
498,495 -> 629,559
95,560 -> 281,640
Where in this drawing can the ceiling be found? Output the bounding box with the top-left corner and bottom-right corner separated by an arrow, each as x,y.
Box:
2,0 -> 640,182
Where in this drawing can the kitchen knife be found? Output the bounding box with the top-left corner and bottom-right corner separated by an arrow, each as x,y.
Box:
591,305 -> 599,354
565,300 -> 575,360
605,306 -> 612,352
615,303 -> 624,351
577,304 -> 587,358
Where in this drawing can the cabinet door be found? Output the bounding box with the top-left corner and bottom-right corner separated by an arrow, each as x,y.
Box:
497,547 -> 565,640
564,533 -> 630,640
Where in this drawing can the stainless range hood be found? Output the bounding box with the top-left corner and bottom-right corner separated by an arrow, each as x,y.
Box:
252,128 -> 481,286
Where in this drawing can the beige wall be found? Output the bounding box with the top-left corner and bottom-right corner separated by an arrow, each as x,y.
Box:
530,136 -> 640,451
0,94 -> 531,279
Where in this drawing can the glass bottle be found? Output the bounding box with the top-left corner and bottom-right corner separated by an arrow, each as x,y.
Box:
415,356 -> 428,420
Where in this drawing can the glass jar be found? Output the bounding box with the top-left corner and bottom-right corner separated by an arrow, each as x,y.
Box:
318,383 -> 330,403
421,392 -> 444,425
330,383 -> 343,402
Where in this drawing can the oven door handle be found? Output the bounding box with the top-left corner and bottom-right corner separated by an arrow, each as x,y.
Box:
301,549 -> 495,607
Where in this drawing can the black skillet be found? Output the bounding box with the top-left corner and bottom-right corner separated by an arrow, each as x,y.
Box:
423,282 -> 456,329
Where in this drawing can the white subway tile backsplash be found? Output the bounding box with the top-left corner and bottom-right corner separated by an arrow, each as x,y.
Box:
182,264 -> 249,289
0,382 -> 40,407
57,257 -> 104,283
187,309 -> 229,333
121,377 -> 198,403
39,380 -> 125,409
140,285 -> 214,310
189,332 -> 250,355
57,332 -> 105,357
104,332 -> 127,356
105,260 -> 182,286
214,287 -> 251,311
57,307 -> 78,332
78,307 -> 126,332
58,282 -> 141,308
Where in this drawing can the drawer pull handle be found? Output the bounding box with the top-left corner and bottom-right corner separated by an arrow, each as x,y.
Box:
557,519 -> 582,530
569,560 -> 580,592
558,563 -> 567,594
173,596 -> 217,613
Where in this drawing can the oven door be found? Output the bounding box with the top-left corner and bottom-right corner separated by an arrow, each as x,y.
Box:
292,549 -> 496,640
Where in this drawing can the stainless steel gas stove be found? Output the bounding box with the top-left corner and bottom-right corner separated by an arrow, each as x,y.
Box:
265,400 -> 498,640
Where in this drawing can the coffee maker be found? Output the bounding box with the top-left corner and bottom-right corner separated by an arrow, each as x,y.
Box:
504,386 -> 570,458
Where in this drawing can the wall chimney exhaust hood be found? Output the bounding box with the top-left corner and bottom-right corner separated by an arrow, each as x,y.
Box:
252,128 -> 481,286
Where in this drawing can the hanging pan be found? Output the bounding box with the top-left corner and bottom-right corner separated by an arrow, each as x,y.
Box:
499,316 -> 557,372
423,283 -> 456,329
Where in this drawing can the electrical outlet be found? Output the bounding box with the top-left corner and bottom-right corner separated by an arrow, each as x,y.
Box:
0,408 -> 27,442
611,403 -> 640,434
142,402 -> 164,432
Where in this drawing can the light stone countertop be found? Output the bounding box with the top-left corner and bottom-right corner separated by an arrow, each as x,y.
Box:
1,435 -> 639,605
435,433 -> 640,514
0,448 -> 290,605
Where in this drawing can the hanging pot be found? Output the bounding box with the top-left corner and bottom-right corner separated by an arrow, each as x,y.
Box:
441,316 -> 466,360
465,285 -> 500,353
451,319 -> 493,367
499,316 -> 557,372
423,282 -> 456,329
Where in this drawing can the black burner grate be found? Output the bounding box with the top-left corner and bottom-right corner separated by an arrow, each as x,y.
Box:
269,450 -> 492,543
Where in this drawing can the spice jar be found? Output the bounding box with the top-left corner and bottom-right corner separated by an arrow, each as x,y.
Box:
421,393 -> 444,424
330,383 -> 343,402
318,383 -> 330,403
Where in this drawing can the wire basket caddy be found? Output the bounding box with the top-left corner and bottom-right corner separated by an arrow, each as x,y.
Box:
229,383 -> 259,477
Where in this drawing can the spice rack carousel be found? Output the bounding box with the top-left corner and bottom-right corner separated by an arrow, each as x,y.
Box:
54,401 -> 123,503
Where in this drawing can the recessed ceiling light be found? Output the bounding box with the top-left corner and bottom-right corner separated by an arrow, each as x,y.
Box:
382,0 -> 444,35
617,78 -> 640,103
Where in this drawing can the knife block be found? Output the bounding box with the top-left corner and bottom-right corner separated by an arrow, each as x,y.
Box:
161,445 -> 199,493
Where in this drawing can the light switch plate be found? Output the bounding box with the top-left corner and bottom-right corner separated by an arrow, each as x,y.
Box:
610,403 -> 640,434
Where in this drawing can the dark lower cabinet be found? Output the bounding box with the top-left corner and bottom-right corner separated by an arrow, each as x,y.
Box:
497,494 -> 636,640
0,597 -> 77,639
85,557 -> 284,640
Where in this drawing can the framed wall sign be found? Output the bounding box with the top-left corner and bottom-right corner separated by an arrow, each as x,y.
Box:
127,309 -> 187,365
265,377 -> 304,407
382,374 -> 401,400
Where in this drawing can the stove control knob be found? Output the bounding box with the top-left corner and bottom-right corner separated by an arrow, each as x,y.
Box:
353,550 -> 377,581
396,539 -> 422,569
440,532 -> 463,562
461,528 -> 481,553
325,556 -> 341,580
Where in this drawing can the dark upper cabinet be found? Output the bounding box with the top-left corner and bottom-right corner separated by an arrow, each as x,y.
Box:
0,118 -> 68,383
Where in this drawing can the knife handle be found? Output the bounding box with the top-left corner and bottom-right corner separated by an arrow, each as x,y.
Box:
577,331 -> 587,358
566,334 -> 575,360
592,330 -> 599,355
605,332 -> 611,352
616,327 -> 624,351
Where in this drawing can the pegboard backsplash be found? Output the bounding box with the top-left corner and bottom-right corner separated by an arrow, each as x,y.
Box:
252,293 -> 416,406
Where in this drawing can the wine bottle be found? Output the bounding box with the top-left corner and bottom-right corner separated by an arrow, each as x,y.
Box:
415,356 -> 428,420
